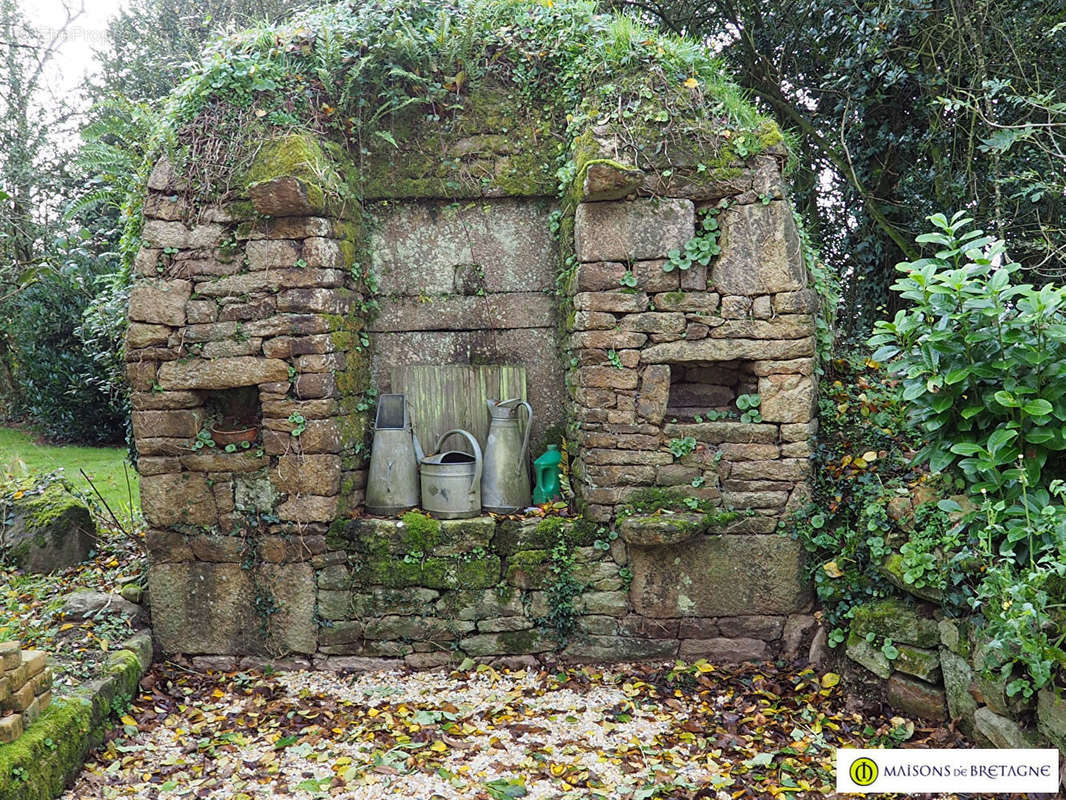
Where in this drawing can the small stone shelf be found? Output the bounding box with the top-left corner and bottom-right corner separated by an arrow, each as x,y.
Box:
618,513 -> 706,547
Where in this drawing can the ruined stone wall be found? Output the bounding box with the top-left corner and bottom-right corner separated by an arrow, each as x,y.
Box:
558,150 -> 818,656
130,100 -> 818,668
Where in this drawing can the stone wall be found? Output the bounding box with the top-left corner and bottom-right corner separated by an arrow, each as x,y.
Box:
563,155 -> 817,630
843,599 -> 1066,776
0,642 -> 53,744
131,93 -> 818,665
366,198 -> 565,448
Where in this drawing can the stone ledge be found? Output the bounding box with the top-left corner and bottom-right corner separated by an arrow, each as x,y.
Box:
618,513 -> 705,547
0,632 -> 152,800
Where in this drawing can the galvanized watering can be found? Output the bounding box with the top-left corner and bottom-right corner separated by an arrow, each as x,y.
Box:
420,429 -> 483,519
366,394 -> 424,515
482,398 -> 533,513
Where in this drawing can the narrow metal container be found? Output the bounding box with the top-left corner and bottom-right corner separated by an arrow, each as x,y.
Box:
366,394 -> 423,515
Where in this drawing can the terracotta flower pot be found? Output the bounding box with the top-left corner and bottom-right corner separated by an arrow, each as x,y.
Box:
210,424 -> 258,446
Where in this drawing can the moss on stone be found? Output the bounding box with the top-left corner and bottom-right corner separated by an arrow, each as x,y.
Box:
354,554 -> 421,588
357,83 -> 559,200
494,628 -> 544,653
22,492 -> 80,536
0,700 -> 91,800
421,554 -> 501,590
505,549 -> 551,588
850,598 -> 940,648
0,641 -> 148,800
242,134 -> 361,216
400,511 -> 441,552
457,554 -> 502,588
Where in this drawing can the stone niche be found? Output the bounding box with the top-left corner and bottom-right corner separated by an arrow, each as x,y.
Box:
129,51 -> 817,668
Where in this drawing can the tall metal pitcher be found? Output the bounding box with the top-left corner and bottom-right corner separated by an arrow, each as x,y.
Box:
482,398 -> 533,513
366,394 -> 423,515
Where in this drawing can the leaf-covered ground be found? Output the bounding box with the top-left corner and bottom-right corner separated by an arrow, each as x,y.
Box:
1,520 -> 144,689
60,658 -> 1008,800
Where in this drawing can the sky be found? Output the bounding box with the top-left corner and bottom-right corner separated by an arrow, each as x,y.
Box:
21,0 -> 127,98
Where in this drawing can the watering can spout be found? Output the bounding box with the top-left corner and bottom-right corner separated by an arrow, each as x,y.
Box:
413,433 -> 425,463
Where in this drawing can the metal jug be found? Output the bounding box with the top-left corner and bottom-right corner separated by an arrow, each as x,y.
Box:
366,394 -> 424,515
419,429 -> 483,519
482,398 -> 533,513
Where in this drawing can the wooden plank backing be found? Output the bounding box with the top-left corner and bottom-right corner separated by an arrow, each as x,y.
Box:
390,365 -> 527,455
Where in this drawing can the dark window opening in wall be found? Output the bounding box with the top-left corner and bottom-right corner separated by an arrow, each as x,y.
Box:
202,386 -> 261,431
666,360 -> 757,422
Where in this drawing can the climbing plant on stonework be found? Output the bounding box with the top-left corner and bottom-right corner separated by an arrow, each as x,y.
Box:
609,0 -> 1066,340
123,0 -> 779,261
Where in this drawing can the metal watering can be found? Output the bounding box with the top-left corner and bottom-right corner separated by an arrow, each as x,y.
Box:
482,398 -> 533,513
420,429 -> 482,519
366,394 -> 424,515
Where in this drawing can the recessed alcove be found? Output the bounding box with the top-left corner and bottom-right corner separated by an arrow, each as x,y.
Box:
202,386 -> 261,430
666,360 -> 758,422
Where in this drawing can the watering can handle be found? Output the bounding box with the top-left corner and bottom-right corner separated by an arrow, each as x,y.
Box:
517,401 -> 533,475
434,428 -> 483,496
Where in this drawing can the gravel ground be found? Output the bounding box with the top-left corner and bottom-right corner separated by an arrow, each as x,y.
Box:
60,658 -> 999,800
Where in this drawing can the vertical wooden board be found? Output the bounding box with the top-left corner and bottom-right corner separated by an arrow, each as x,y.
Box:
391,365 -> 527,455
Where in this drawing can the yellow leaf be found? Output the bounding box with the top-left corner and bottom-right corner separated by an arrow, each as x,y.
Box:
852,457 -> 868,469
683,77 -> 699,89
120,715 -> 138,727
60,622 -> 75,631
429,741 -> 448,753
822,561 -> 844,578
862,450 -> 878,462
840,455 -> 852,467
820,672 -> 840,688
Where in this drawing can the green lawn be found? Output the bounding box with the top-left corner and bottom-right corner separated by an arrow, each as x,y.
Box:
0,426 -> 138,523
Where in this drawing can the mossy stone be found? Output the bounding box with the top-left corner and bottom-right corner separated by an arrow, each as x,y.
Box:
505,549 -> 551,589
880,553 -> 944,603
849,599 -> 939,647
893,644 -> 942,683
845,630 -> 892,679
353,555 -> 422,588
399,511 -> 442,553
421,555 -> 501,590
0,637 -> 149,800
618,513 -> 704,547
2,480 -> 96,574
459,628 -> 555,656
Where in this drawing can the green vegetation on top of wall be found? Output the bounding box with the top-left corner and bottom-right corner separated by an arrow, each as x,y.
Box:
141,0 -> 775,211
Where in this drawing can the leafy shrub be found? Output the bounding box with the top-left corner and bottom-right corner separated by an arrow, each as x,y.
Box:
869,211 -> 1066,564
865,211 -> 1066,696
3,236 -> 128,444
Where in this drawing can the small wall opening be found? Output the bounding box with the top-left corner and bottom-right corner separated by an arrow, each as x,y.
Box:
666,360 -> 758,422
202,386 -> 261,430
